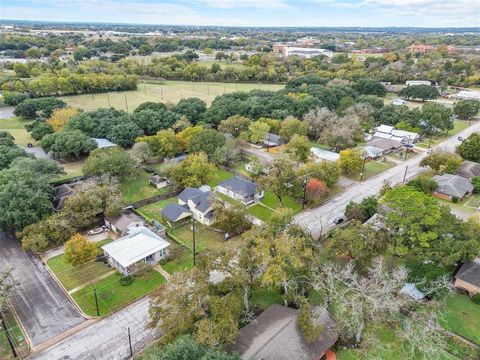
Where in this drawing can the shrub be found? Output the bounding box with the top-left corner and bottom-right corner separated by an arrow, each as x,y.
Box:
472,293 -> 480,305
119,275 -> 133,286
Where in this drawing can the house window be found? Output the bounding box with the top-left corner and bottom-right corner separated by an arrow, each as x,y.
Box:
146,254 -> 154,262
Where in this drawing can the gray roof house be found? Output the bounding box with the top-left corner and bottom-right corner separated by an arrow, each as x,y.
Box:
216,176 -> 264,205
162,186 -> 214,226
362,145 -> 384,159
366,138 -> 403,152
105,211 -> 145,234
433,174 -> 474,201
457,160 -> 480,180
227,304 -> 338,360
454,260 -> 480,295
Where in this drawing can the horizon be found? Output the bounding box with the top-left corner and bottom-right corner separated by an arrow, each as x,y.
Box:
1,0 -> 479,28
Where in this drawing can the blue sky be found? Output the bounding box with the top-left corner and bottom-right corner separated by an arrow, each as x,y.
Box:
1,0 -> 479,27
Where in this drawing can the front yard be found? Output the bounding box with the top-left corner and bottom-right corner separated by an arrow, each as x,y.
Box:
416,120 -> 470,149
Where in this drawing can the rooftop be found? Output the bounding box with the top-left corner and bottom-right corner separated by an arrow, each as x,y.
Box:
101,226 -> 170,268
310,147 -> 340,162
433,174 -> 474,198
106,211 -> 144,232
457,160 -> 480,179
456,261 -> 480,288
178,187 -> 213,213
218,176 -> 258,197
161,203 -> 191,222
93,138 -> 117,149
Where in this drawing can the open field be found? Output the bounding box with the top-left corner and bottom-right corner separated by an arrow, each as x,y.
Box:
72,270 -> 166,317
120,170 -> 174,203
59,81 -> 284,111
0,117 -> 36,146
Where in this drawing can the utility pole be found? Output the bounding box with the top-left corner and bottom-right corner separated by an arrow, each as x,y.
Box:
192,217 -> 196,266
124,93 -> 129,113
128,327 -> 133,357
402,165 -> 409,184
144,81 -> 147,95
360,155 -> 367,181
161,86 -> 164,100
94,287 -> 99,316
427,135 -> 432,148
106,90 -> 111,107
302,177 -> 308,210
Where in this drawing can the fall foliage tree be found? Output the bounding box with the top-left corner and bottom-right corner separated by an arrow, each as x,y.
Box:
64,233 -> 99,266
305,178 -> 327,204
47,107 -> 81,132
339,149 -> 363,176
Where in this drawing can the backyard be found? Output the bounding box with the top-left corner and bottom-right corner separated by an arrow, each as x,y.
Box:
120,170 -> 174,203
59,80 -> 284,111
0,307 -> 29,360
135,197 -> 178,223
440,294 -> 480,345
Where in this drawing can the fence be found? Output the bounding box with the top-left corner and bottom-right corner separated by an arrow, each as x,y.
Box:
0,305 -> 29,359
131,188 -> 181,209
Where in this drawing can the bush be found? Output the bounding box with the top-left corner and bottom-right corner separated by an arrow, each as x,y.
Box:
119,275 -> 133,286
3,91 -> 29,105
472,293 -> 480,305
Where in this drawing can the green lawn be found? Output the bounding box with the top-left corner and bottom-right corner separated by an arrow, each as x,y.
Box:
47,238 -> 113,291
440,294 -> 480,345
416,120 -> 470,149
248,203 -> 274,221
207,168 -> 235,187
464,194 -> 480,209
260,191 -> 302,213
167,222 -> 231,252
0,308 -> 28,359
250,287 -> 283,310
162,251 -> 194,275
362,160 -> 396,180
72,270 -> 166,316
120,170 -> 173,203
0,117 -> 36,146
136,197 -> 178,223
60,81 -> 284,111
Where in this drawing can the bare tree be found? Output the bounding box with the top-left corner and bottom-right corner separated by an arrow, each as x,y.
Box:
303,107 -> 337,140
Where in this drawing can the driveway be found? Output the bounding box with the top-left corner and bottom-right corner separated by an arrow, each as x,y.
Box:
0,233 -> 85,346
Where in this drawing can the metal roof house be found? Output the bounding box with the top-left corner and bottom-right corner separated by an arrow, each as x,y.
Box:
216,176 -> 264,205
367,138 -> 403,152
262,133 -> 283,147
227,304 -> 338,360
456,90 -> 480,101
362,145 -> 384,159
374,125 -> 420,144
405,80 -> 432,86
432,174 -> 474,201
92,138 -> 117,149
101,226 -> 170,275
310,147 -> 340,162
399,283 -> 426,301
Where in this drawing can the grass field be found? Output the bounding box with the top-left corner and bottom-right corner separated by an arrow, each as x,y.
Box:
0,309 -> 28,360
416,120 -> 470,148
207,167 -> 236,187
47,238 -> 113,291
362,160 -> 396,180
72,270 -> 166,317
440,294 -> 480,345
136,197 -> 178,223
120,170 -> 173,203
168,222 -> 231,252
0,117 -> 36,146
162,250 -> 194,275
250,287 -> 283,310
59,81 -> 284,111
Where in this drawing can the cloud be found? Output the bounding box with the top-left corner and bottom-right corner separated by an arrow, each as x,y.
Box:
196,0 -> 291,9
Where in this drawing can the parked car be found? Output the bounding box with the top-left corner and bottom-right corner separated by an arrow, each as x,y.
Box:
87,227 -> 105,235
333,216 -> 345,225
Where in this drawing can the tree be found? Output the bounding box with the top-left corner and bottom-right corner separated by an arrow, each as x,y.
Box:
419,151 -> 462,174
83,147 -> 136,181
176,125 -> 203,149
25,120 -> 54,141
218,115 -> 252,137
131,109 -> 179,135
285,134 -> 311,163
407,174 -> 438,194
453,100 -> 480,120
0,132 -> 15,147
298,161 -> 340,188
259,155 -> 300,208
130,141 -> 153,165
21,213 -> 76,251
212,201 -> 251,236
318,115 -> 364,151
0,270 -> 16,313
472,176 -> 480,193
2,91 -> 29,106
279,117 -> 308,142
457,133 -> 480,162
173,98 -> 207,124
338,149 -> 362,176
137,129 -> 182,158
399,85 -> 439,101
345,196 -> 378,222
14,97 -> 66,119
305,178 -> 327,204
212,139 -> 240,167
169,153 -> 216,188
303,107 -> 336,139
353,79 -> 386,97
47,107 -> 80,132
108,121 -> 144,147
187,129 -> 225,160
421,103 -> 453,134
248,121 -> 270,144
42,130 -> 97,159
134,102 -> 167,113
0,145 -> 31,170
64,234 -> 99,266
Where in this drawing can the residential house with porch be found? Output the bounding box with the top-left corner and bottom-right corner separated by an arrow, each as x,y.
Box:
101,226 -> 170,275
432,174 -> 474,201
216,176 -> 264,205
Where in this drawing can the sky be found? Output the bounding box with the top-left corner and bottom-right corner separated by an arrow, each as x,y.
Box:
1,0 -> 479,28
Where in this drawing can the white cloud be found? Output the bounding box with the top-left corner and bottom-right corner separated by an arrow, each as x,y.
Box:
195,0 -> 291,9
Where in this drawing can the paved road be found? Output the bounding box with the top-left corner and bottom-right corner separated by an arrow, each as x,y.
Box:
31,298 -> 161,360
0,233 -> 85,346
294,122 -> 480,239
0,105 -> 14,119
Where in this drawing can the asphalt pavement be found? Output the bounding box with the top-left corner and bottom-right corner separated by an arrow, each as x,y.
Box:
0,233 -> 85,346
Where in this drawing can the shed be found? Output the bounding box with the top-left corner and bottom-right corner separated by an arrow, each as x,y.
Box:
148,175 -> 169,189
400,283 -> 425,301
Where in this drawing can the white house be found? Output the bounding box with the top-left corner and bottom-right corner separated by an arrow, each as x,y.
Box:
216,176 -> 263,205
105,211 -> 145,235
405,80 -> 431,86
283,47 -> 333,59
102,226 -> 170,275
456,90 -> 480,101
374,125 -> 420,144
310,147 -> 340,162
161,186 -> 214,226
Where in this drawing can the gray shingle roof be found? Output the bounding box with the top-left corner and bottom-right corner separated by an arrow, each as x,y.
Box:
178,187 -> 212,213
161,204 -> 191,222
227,304 -> 337,360
433,174 -> 474,198
218,177 -> 257,197
367,138 -> 403,151
106,211 -> 144,232
457,160 -> 480,179
456,261 -> 480,288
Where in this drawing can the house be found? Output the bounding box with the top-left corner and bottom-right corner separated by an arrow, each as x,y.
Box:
405,80 -> 432,86
373,125 -> 420,144
454,259 -> 480,295
92,138 -> 117,149
407,44 -> 433,54
148,175 -> 169,189
262,133 -> 283,148
391,98 -> 407,106
163,153 -> 186,163
216,176 -> 264,205
456,90 -> 480,101
362,145 -> 384,159
101,226 -> 170,275
161,186 -> 214,226
105,211 -> 145,234
457,160 -> 480,179
282,47 -> 333,59
53,184 -> 75,212
432,174 -> 474,201
227,304 -> 338,360
399,283 -> 426,301
310,147 -> 340,162
366,138 -> 403,153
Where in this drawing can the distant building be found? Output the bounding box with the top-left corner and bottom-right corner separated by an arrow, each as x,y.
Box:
407,44 -> 434,54
227,304 -> 338,360
405,80 -> 432,86
310,147 -> 340,162
279,46 -> 333,59
432,174 -> 474,201
92,138 -> 117,149
456,90 -> 480,101
102,226 -> 170,275
391,98 -> 407,106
